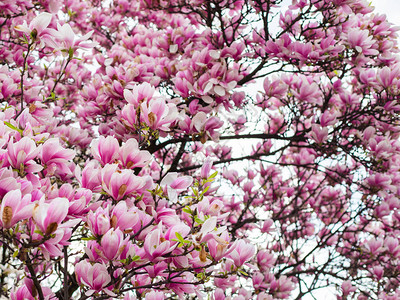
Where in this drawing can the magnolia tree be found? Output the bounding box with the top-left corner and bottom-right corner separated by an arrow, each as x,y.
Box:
1,0 -> 400,299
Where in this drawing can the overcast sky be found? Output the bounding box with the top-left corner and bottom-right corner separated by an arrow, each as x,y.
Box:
372,0 -> 400,27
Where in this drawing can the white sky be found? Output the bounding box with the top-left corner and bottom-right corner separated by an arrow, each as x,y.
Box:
371,0 -> 400,26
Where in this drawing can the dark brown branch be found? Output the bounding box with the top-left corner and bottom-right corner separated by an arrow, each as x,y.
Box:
148,132 -> 305,153
25,256 -> 45,300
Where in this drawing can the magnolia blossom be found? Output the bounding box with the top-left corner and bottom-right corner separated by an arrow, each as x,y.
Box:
46,23 -> 97,54
91,136 -> 119,165
160,172 -> 193,203
143,227 -> 175,261
0,190 -> 33,228
119,138 -> 152,169
101,164 -> 153,200
227,240 -> 256,267
75,260 -> 115,296
2,0 -> 400,299
40,138 -> 75,177
100,228 -> 128,260
7,137 -> 42,174
15,13 -> 52,47
32,197 -> 69,235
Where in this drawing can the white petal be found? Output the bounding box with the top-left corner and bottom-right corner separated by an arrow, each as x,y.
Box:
169,44 -> 178,53
209,50 -> 220,59
214,85 -> 226,96
30,13 -> 52,33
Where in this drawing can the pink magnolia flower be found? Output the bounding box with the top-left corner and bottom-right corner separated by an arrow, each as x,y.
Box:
197,216 -> 219,243
119,138 -> 152,169
232,91 -> 246,107
101,228 -> 128,260
121,103 -> 138,128
261,219 -> 275,233
164,223 -> 191,243
0,168 -> 20,197
67,188 -> 92,216
11,278 -> 55,300
207,231 -> 234,261
384,237 -> 400,257
111,201 -> 140,232
363,126 -> 376,141
320,110 -> 339,127
36,220 -> 76,259
155,206 -> 180,226
81,161 -> 102,192
200,157 -> 213,179
46,23 -> 97,54
364,238 -> 384,256
32,197 -> 69,235
257,249 -> 276,271
0,189 -> 33,228
124,83 -> 155,105
309,124 -> 329,144
341,280 -> 357,297
101,164 -> 153,200
87,206 -> 111,237
370,265 -> 384,280
75,260 -> 115,297
166,272 -> 197,298
226,239 -> 256,267
253,272 -> 269,289
269,276 -> 294,299
140,99 -> 179,132
143,227 -> 174,261
14,12 -> 52,47
8,137 -> 42,174
40,138 -> 75,177
347,28 -> 379,56
91,136 -> 119,165
160,172 -> 193,203
10,285 -> 35,300
144,261 -> 168,278
191,112 -> 223,141
1,77 -> 18,99
213,288 -> 226,300
145,291 -> 164,300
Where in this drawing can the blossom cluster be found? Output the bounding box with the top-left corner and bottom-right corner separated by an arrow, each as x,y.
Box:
1,0 -> 400,299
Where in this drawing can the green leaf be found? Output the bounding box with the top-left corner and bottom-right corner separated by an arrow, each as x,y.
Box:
209,171 -> 218,179
4,121 -> 23,134
195,217 -> 204,224
68,47 -> 74,60
131,255 -> 141,262
175,232 -> 185,243
182,206 -> 192,214
34,229 -> 44,236
201,186 -> 210,195
13,250 -> 19,258
192,187 -> 199,197
81,236 -> 97,241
